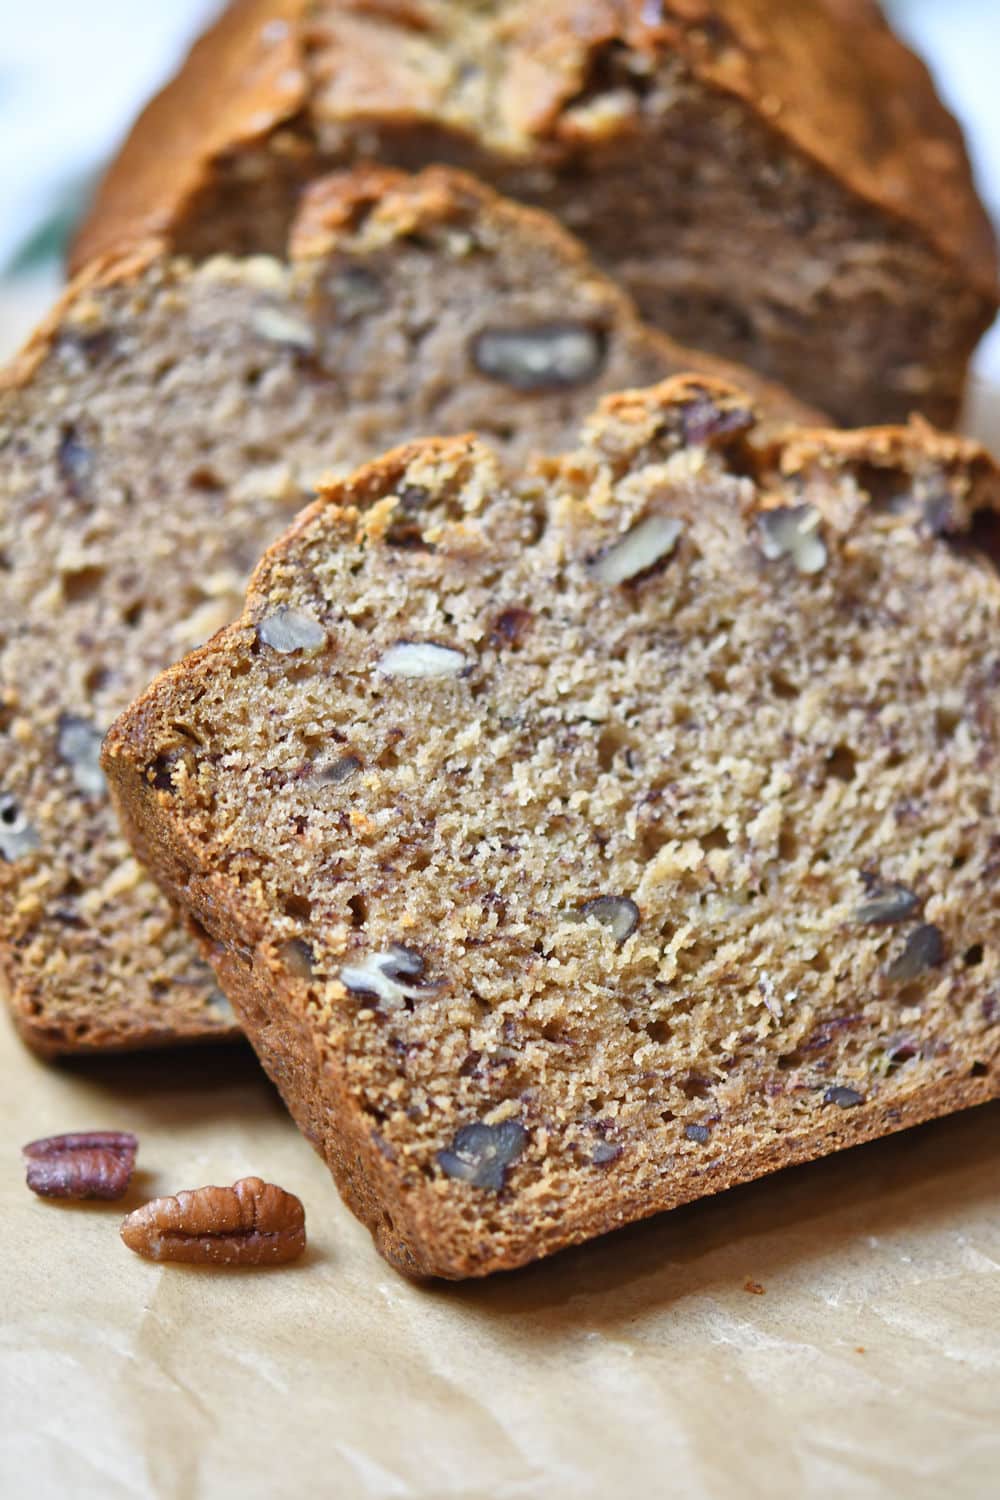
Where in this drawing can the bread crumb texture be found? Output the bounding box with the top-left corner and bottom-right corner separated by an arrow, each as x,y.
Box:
104,377 -> 1000,1276
1,165 -> 801,1054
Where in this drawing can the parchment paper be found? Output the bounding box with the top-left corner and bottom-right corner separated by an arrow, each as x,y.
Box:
2,369 -> 999,1500
2,1006 -> 999,1500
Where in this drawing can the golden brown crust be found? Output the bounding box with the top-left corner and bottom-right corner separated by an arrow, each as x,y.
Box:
72,0 -> 997,303
102,378 -> 1000,1277
494,0 -> 998,299
71,0 -> 309,273
287,163 -> 417,255
6,1008 -> 235,1060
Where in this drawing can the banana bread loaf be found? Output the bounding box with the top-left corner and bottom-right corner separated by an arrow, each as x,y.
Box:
103,375 -> 1000,1278
72,0 -> 998,427
0,165 -> 809,1055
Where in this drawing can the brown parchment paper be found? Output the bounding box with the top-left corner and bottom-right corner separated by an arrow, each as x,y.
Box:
2,370 -> 1000,1500
2,1006 -> 999,1500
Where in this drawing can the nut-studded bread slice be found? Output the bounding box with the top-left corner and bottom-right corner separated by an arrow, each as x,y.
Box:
103,375 -> 1000,1279
0,165 -> 811,1056
71,0 -> 998,427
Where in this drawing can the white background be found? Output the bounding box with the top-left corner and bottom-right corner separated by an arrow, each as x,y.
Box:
0,0 -> 997,374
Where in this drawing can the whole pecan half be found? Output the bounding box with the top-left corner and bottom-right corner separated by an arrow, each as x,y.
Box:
23,1131 -> 138,1200
120,1176 -> 306,1265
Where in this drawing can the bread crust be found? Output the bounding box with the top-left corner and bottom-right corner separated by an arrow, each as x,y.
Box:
102,379 -> 1000,1276
71,0 -> 308,272
72,0 -> 997,302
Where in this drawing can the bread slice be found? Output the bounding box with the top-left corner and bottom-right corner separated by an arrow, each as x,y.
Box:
71,0 -> 998,428
103,374 -> 1000,1278
0,165 -> 811,1056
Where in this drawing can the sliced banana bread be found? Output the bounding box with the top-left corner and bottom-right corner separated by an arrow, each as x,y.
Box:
103,375 -> 1000,1278
0,166 -> 810,1056
71,0 -> 998,426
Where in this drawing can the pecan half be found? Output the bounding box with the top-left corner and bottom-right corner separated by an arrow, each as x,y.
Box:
23,1130 -> 137,1200
120,1176 -> 306,1265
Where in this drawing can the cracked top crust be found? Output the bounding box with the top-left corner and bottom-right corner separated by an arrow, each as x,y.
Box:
71,0 -> 997,301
